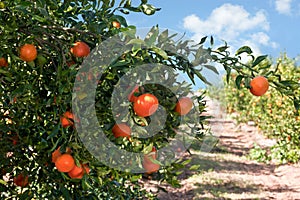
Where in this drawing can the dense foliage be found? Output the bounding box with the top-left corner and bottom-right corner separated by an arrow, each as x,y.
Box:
1,0 -> 299,199
222,54 -> 300,164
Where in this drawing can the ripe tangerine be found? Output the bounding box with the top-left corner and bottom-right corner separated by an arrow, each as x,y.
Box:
51,146 -> 72,163
112,21 -> 121,28
112,123 -> 131,138
0,57 -> 8,67
250,76 -> 269,96
20,44 -> 37,62
68,164 -> 84,179
55,154 -> 75,172
71,41 -> 90,58
142,147 -> 160,174
60,111 -> 74,128
174,97 -> 193,115
133,93 -> 159,117
13,174 -> 29,187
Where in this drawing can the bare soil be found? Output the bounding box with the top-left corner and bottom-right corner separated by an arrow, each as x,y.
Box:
141,98 -> 300,199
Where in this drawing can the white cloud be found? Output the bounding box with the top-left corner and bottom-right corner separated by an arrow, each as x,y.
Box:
250,32 -> 278,48
183,3 -> 277,58
275,0 -> 293,15
183,4 -> 269,41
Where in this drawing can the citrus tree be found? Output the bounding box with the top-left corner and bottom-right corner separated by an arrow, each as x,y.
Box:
1,0 -> 299,199
222,54 -> 300,164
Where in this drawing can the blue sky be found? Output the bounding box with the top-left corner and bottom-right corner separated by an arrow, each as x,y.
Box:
125,0 -> 300,60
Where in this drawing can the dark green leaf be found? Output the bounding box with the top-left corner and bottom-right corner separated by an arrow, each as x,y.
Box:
252,55 -> 268,68
189,164 -> 200,170
235,75 -> 244,89
236,46 -> 253,55
194,70 -> 211,85
225,66 -> 231,83
294,98 -> 300,111
210,36 -> 214,46
217,45 -> 229,52
199,36 -> 207,45
144,25 -> 159,46
204,65 -> 219,74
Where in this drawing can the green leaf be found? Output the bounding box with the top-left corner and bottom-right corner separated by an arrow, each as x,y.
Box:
144,25 -> 159,46
252,55 -> 268,68
119,8 -> 130,14
244,76 -> 252,88
181,159 -> 191,166
194,70 -> 211,85
294,98 -> 300,111
141,4 -> 159,15
225,66 -> 231,83
235,75 -> 244,89
143,144 -> 153,154
210,36 -> 214,46
217,45 -> 228,52
32,15 -> 47,22
236,46 -> 253,55
158,29 -> 168,43
189,164 -> 200,170
151,47 -> 168,59
203,65 -> 219,75
127,38 -> 145,45
130,175 -> 141,182
0,179 -> 7,185
199,36 -> 208,45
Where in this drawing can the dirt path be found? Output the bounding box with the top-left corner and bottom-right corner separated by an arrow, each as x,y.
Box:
142,98 -> 300,199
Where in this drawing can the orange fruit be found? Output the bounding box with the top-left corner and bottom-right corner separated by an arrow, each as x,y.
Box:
20,44 -> 37,62
68,164 -> 84,179
68,163 -> 90,179
51,146 -> 72,163
112,21 -> 121,28
0,57 -> 8,67
142,147 -> 160,174
250,76 -> 269,96
13,174 -> 29,187
112,123 -> 131,138
70,41 -> 90,58
143,160 -> 160,174
133,93 -> 159,117
55,154 -> 75,172
174,97 -> 193,116
82,163 -> 90,174
60,111 -> 74,128
128,85 -> 140,102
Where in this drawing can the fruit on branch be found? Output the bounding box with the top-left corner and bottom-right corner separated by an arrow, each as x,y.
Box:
20,44 -> 37,62
112,123 -> 131,138
250,76 -> 269,96
13,174 -> 29,187
60,111 -> 74,128
142,147 -> 160,174
112,21 -> 121,28
133,93 -> 159,117
51,146 -> 72,163
174,97 -> 193,115
70,41 -> 90,58
0,57 -> 8,67
55,154 -> 75,173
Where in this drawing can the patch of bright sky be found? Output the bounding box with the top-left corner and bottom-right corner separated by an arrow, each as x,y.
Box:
124,0 -> 300,59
